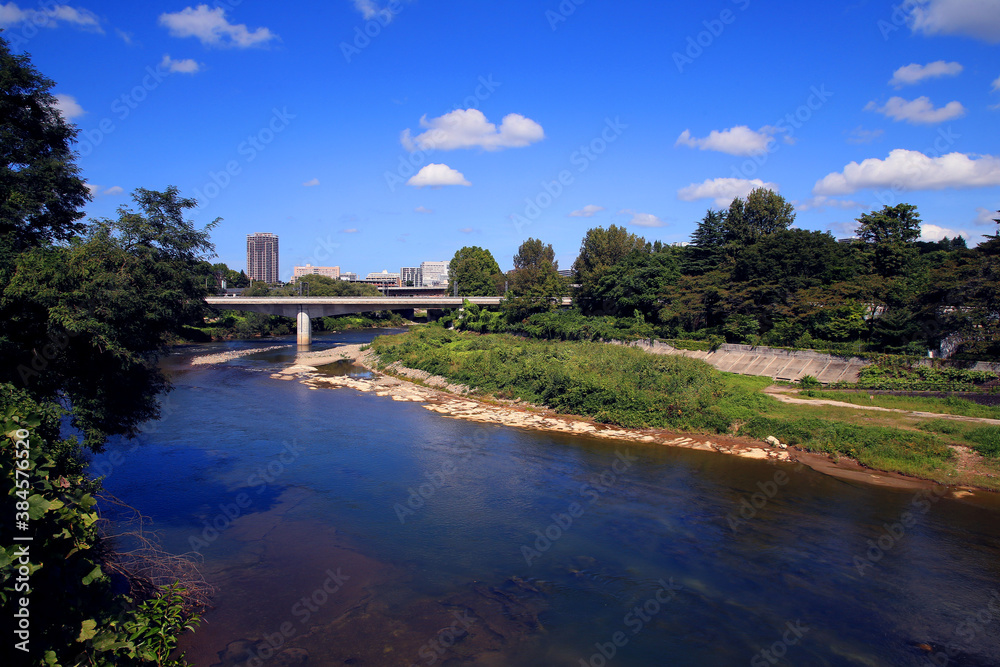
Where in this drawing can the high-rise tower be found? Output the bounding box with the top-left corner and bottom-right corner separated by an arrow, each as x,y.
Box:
246,232 -> 279,283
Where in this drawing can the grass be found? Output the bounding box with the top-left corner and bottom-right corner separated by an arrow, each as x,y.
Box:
371,327 -> 1000,490
796,389 -> 1000,420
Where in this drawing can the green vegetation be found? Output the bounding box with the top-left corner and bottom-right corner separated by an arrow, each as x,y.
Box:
448,246 -> 503,296
371,327 -> 1000,487
853,357 -> 997,391
800,390 -> 1000,420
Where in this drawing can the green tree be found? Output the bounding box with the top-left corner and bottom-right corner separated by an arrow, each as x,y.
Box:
855,203 -> 921,278
590,247 -> 680,319
572,224 -> 645,314
2,187 -> 217,449
275,274 -> 380,297
682,209 -> 726,275
448,246 -> 503,296
505,238 -> 565,320
0,36 -> 90,252
724,187 -> 795,246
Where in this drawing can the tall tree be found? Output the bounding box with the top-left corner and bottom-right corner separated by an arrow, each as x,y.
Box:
682,209 -> 726,275
448,246 -> 503,296
572,224 -> 645,313
505,238 -> 565,320
723,187 -> 795,246
855,203 -> 921,278
0,36 -> 90,251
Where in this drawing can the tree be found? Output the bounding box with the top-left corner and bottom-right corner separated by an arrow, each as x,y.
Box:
448,246 -> 503,296
590,247 -> 680,319
2,187 -> 217,449
724,188 -> 795,246
0,36 -> 90,251
275,274 -> 379,297
572,225 -> 645,313
504,238 -> 565,320
682,209 -> 726,275
855,203 -> 921,278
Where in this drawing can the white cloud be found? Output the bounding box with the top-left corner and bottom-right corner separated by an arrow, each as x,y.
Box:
406,163 -> 471,188
414,206 -> 434,214
993,75 -> 1000,92
159,5 -> 277,48
675,125 -> 778,156
677,178 -> 780,206
352,0 -> 397,22
0,3 -> 102,31
302,178 -> 320,187
846,126 -> 884,144
160,54 -> 201,74
103,185 -> 124,196
116,28 -> 133,44
795,196 -> 865,212
401,109 -> 544,152
908,0 -> 1000,43
568,205 -> 605,218
813,149 -> 1000,196
84,183 -> 124,197
920,223 -> 969,241
341,228 -> 358,233
865,96 -> 966,124
889,61 -> 963,88
619,210 -> 665,228
459,227 -> 476,234
53,93 -> 85,120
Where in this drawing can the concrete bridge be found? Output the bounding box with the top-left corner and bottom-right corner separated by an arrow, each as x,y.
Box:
205,296 -> 510,345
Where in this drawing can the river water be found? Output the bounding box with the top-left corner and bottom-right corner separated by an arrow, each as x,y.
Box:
91,330 -> 1000,667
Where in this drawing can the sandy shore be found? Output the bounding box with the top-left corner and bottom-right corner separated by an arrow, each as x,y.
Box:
190,344 -> 291,366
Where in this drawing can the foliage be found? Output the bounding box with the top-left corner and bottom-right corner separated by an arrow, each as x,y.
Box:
1,396 -> 201,665
0,35 -> 90,251
966,427 -> 1000,459
448,246 -> 503,296
572,225 -> 646,314
724,187 -> 795,246
855,357 -> 997,391
273,275 -> 381,297
504,238 -> 565,321
855,203 -> 921,278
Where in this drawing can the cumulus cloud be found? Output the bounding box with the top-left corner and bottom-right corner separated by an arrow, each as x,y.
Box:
568,205 -> 605,218
675,125 -> 781,156
889,61 -> 963,88
406,163 -> 471,188
974,207 -> 999,225
920,223 -> 969,241
813,149 -> 1000,196
677,178 -> 780,206
908,0 -> 1000,43
160,54 -> 201,74
159,5 -> 277,48
619,210 -> 665,228
414,206 -> 433,214
302,178 -> 320,187
865,96 -> 966,124
53,93 -> 85,120
84,183 -> 124,197
401,109 -> 544,152
0,2 -> 102,31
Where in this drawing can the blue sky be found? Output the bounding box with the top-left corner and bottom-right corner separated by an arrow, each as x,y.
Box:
4,0 -> 1000,279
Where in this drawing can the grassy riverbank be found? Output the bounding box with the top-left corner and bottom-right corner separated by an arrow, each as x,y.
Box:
371,327 -> 1000,490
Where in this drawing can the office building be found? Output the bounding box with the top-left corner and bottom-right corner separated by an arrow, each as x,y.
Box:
247,233 -> 279,283
364,270 -> 401,287
420,260 -> 449,287
292,264 -> 340,282
400,266 -> 421,286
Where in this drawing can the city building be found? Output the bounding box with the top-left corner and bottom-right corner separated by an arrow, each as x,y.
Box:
340,272 -> 358,282
420,260 -> 449,287
246,232 -> 279,283
292,264 -> 340,282
400,266 -> 421,287
364,270 -> 401,288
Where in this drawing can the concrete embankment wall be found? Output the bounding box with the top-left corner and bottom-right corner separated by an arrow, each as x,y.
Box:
619,341 -> 867,384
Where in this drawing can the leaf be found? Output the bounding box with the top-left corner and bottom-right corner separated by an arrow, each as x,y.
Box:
78,618 -> 98,642
26,494 -> 53,520
81,564 -> 103,585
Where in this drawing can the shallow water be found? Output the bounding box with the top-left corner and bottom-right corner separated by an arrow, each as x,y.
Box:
92,330 -> 1000,666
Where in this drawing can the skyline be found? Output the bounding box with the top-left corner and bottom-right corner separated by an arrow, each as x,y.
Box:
4,0 -> 999,278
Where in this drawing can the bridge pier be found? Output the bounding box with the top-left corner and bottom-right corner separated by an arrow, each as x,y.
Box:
297,307 -> 312,347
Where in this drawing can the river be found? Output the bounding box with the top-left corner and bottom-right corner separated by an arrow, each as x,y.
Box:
90,330 -> 1000,666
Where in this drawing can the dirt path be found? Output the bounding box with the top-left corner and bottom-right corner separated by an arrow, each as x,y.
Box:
764,385 -> 1000,425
